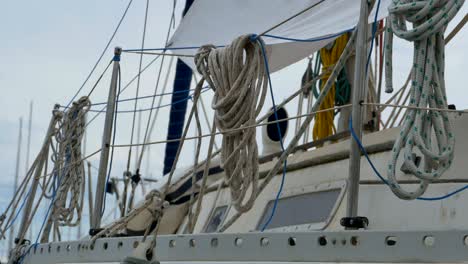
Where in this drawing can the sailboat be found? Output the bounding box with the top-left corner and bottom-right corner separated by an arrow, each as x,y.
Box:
2,0 -> 468,263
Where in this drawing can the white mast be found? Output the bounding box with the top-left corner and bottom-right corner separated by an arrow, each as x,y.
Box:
346,0 -> 370,221
25,101 -> 33,240
91,47 -> 122,231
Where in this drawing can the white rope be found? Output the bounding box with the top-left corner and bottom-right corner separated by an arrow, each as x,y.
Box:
220,30 -> 357,232
91,190 -> 167,242
384,0 -> 464,200
1,97 -> 92,253
41,97 -> 90,241
195,35 -> 268,212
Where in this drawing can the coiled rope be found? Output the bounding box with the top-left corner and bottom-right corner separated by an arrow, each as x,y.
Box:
384,0 -> 464,199
195,35 -> 268,212
313,34 -> 349,142
41,97 -> 90,241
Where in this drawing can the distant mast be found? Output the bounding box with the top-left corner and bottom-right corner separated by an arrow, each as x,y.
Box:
162,0 -> 195,175
8,118 -> 23,252
25,101 -> 33,240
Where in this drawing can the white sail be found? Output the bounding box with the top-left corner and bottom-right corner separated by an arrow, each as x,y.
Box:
169,0 -> 391,72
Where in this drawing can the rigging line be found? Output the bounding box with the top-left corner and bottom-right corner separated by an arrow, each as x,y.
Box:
349,117 -> 468,201
60,10 -> 160,135
0,157 -> 36,231
122,46 -> 220,52
111,104 -> 352,148
263,29 -> 353,43
123,51 -> 195,57
83,55 -> 162,129
84,88 -> 210,114
1,188 -> 31,234
121,28 -> 362,54
120,29 -> 348,53
171,0 -> 177,28
36,149 -> 102,180
136,9 -> 176,171
126,0 -> 151,173
140,56 -> 176,174
258,0 -> 326,36
65,0 -> 134,108
112,88 -> 321,148
121,55 -> 161,94
255,37 -> 287,232
33,165 -> 65,247
88,87 -> 207,107
445,12 -> 468,44
121,28 -> 379,54
86,59 -> 113,98
362,102 -> 468,114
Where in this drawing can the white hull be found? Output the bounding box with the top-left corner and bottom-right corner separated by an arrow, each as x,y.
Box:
17,113 -> 468,263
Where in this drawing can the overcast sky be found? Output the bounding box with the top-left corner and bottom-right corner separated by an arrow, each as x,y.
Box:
0,0 -> 466,253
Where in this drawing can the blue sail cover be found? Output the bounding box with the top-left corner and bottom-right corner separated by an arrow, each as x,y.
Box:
163,0 -> 195,175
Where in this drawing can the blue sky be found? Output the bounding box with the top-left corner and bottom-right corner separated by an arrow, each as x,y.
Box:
0,0 -> 467,255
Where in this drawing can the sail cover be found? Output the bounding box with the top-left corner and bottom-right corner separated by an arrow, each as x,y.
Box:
169,0 -> 392,72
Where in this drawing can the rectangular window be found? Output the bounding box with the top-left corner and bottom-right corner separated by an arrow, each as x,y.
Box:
256,189 -> 341,230
203,205 -> 229,233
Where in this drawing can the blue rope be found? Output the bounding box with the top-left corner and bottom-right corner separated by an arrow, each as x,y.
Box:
263,29 -> 353,43
17,169 -> 63,263
17,179 -> 58,263
366,0 -> 382,74
123,29 -> 359,54
250,35 -> 288,231
3,188 -> 32,232
123,46 -> 224,52
349,116 -> 468,201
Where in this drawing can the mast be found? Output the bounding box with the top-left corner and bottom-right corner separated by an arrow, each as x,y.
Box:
25,101 -> 33,240
135,110 -> 142,168
24,102 -> 33,181
345,0 -> 369,221
91,47 -> 122,230
8,118 -> 23,252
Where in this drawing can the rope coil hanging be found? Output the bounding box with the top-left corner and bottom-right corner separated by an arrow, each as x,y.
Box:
384,0 -> 464,199
195,35 -> 268,212
41,96 -> 91,241
313,33 -> 350,142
